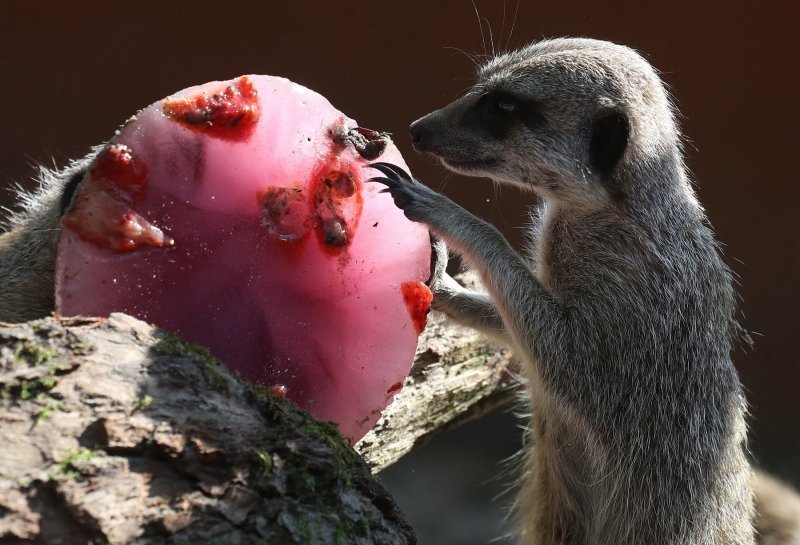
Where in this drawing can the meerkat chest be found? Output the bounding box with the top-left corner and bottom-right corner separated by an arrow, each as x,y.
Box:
531,204 -> 614,298
531,204 -> 572,294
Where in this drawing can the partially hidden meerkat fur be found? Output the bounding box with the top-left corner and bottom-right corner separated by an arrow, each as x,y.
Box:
0,38 -> 799,545
0,149 -> 97,323
370,38 -> 800,544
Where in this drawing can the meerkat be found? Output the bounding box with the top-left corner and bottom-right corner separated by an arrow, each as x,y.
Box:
369,38 -> 800,545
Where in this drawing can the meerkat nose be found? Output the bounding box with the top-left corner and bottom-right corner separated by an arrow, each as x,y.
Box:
409,118 -> 430,152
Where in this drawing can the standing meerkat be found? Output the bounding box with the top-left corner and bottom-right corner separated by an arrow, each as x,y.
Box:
369,38 -> 800,544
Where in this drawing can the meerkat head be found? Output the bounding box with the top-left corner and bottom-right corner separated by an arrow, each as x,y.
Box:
410,38 -> 682,206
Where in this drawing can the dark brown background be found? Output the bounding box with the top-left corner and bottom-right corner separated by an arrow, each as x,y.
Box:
1,2 -> 798,542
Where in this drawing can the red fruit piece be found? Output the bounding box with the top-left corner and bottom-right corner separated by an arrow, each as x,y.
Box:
386,381 -> 404,395
271,385 -> 288,398
91,144 -> 149,202
162,76 -> 259,141
61,144 -> 172,252
401,282 -> 433,334
259,186 -> 310,252
309,158 -> 363,255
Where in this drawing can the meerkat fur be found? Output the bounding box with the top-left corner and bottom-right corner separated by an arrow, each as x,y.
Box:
0,148 -> 96,323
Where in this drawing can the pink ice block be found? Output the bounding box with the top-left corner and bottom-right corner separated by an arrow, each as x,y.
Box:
55,76 -> 431,443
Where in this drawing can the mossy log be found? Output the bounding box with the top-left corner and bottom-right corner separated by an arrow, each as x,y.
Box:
0,274 -> 515,545
0,314 -> 415,545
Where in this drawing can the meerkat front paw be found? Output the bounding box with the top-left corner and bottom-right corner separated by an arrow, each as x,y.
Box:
367,163 -> 460,306
426,234 -> 466,311
366,162 -> 451,225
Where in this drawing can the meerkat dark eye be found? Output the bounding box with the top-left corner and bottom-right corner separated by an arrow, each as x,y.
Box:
468,91 -> 543,138
489,93 -> 518,118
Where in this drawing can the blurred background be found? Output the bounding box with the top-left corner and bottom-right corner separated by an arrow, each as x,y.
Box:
1,2 -> 798,543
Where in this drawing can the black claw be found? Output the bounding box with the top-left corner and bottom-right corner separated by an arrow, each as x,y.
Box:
366,176 -> 396,187
368,162 -> 412,181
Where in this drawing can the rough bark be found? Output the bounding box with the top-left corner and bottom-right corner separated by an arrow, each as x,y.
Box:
0,314 -> 416,545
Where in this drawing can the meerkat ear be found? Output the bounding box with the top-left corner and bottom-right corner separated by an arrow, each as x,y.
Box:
589,109 -> 630,182
59,169 -> 88,215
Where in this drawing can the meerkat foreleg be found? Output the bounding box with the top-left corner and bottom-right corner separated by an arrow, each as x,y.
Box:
369,162 -> 561,355
427,228 -> 507,339
432,270 -> 508,340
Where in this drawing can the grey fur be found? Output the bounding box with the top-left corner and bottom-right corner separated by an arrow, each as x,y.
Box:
0,148 -> 98,323
375,38 -> 760,544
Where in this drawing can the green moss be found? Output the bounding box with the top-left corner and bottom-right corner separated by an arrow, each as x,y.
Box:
289,469 -> 317,496
132,394 -> 153,411
247,382 -> 289,408
56,448 -> 97,479
202,364 -> 229,389
334,517 -> 369,543
229,370 -> 382,543
244,380 -> 360,498
302,417 -> 357,489
15,373 -> 58,401
255,449 -> 273,478
335,525 -> 347,545
35,397 -> 64,425
8,342 -> 63,406
14,343 -> 57,365
154,331 -> 215,363
356,518 -> 369,536
153,331 -> 228,390
297,518 -> 314,542
19,384 -> 31,400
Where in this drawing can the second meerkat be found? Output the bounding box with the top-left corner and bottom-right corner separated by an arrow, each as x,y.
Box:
372,38 -> 760,544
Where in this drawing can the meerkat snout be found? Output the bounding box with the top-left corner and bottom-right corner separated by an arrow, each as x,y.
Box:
408,97 -> 472,155
408,117 -> 429,151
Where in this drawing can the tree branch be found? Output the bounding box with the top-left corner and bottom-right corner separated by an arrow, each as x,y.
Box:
356,271 -> 517,471
355,311 -> 516,471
